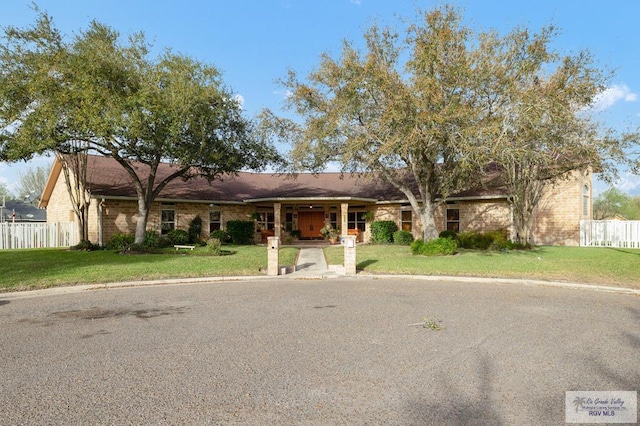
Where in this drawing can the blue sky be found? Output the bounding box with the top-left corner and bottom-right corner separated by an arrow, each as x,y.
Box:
1,0 -> 639,196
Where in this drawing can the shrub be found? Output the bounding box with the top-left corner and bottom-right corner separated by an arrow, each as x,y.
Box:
70,239 -> 100,251
210,230 -> 231,244
226,220 -> 255,245
143,230 -> 161,248
106,232 -> 135,250
438,230 -> 458,240
393,230 -> 414,245
457,230 -> 509,250
166,229 -> 190,245
411,237 -> 457,256
370,220 -> 398,244
188,216 -> 203,244
206,237 -> 222,255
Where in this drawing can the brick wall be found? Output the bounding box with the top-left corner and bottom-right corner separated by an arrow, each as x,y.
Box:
530,169 -> 591,246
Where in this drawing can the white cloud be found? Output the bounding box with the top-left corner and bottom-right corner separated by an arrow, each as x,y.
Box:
614,172 -> 640,194
233,94 -> 245,108
273,89 -> 293,99
590,84 -> 638,111
350,0 -> 361,5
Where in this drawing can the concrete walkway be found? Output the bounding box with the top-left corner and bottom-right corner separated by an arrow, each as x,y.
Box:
290,247 -> 343,277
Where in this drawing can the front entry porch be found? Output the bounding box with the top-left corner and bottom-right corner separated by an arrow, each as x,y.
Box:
250,201 -> 372,244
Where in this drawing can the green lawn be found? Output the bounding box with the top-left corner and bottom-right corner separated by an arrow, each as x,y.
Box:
0,246 -> 299,292
325,245 -> 640,288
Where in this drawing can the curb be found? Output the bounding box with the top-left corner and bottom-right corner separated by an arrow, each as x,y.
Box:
1,272 -> 638,300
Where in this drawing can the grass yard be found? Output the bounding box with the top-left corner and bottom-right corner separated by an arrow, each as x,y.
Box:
324,245 -> 640,289
0,245 -> 299,292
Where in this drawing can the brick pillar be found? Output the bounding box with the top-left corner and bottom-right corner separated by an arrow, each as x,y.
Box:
341,202 -> 349,238
267,236 -> 279,276
274,202 -> 281,240
344,235 -> 357,275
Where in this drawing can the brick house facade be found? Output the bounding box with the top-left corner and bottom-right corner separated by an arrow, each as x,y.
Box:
40,155 -> 592,246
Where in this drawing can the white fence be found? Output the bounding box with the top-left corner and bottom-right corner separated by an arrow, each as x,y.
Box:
0,222 -> 78,250
580,220 -> 640,248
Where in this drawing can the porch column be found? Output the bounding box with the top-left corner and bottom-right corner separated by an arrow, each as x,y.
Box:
274,202 -> 282,239
340,202 -> 349,237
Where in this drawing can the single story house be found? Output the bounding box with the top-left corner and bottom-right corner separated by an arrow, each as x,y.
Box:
39,154 -> 593,246
1,200 -> 47,223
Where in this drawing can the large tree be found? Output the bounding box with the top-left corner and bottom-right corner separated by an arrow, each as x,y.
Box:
593,187 -> 640,220
16,165 -> 49,202
0,10 -> 280,243
261,6 -> 495,241
482,25 -> 628,243
261,5 -> 623,242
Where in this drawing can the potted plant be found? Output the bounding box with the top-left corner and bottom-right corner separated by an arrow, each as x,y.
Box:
320,225 -> 339,244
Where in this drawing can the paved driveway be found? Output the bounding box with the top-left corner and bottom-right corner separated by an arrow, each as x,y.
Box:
0,278 -> 638,425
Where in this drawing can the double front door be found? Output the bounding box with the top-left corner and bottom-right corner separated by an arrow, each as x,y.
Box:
297,212 -> 325,239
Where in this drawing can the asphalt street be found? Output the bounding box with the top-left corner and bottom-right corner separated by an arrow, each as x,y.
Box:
0,278 -> 638,425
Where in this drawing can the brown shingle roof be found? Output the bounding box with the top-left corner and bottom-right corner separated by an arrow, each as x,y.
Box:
82,154 -> 507,203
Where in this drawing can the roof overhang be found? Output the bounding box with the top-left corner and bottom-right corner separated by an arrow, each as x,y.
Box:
245,196 -> 379,203
92,195 -> 245,205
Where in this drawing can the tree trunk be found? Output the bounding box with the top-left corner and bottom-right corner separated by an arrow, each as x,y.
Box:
134,200 -> 150,245
420,201 -> 439,241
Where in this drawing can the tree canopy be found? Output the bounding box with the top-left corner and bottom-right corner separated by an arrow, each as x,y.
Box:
1,9 -> 281,243
261,5 -> 624,241
593,187 -> 640,220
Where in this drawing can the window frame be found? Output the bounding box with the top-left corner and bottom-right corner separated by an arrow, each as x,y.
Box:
161,203 -> 176,235
209,207 -> 222,232
446,207 -> 460,232
401,209 -> 412,232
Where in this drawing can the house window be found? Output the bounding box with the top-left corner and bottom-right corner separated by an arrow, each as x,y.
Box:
209,207 -> 221,232
401,210 -> 412,231
446,208 -> 460,232
161,204 -> 175,235
284,212 -> 294,232
258,211 -> 275,231
583,185 -> 589,217
329,212 -> 338,230
348,211 -> 366,231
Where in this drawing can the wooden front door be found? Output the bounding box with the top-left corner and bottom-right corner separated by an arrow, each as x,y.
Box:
298,212 -> 325,239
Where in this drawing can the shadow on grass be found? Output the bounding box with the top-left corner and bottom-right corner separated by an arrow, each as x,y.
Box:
357,259 -> 378,270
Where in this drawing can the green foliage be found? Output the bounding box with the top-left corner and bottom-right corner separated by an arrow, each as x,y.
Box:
370,220 -> 398,244
226,220 -> 255,245
593,187 -> 640,220
411,238 -> 458,256
393,230 -> 414,245
0,11 -> 282,245
290,229 -> 302,239
166,229 -> 190,245
106,232 -> 135,250
143,230 -> 162,248
457,230 -> 509,250
438,230 -> 458,240
210,230 -> 231,244
188,216 -> 203,243
260,5 -> 624,242
206,238 -> 222,255
70,239 -> 101,251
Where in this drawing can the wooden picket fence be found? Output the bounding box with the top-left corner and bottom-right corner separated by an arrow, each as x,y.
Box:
0,222 -> 78,250
580,220 -> 640,248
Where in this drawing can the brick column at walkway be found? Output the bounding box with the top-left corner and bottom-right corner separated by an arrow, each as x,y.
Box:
344,235 -> 357,275
267,236 -> 279,276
